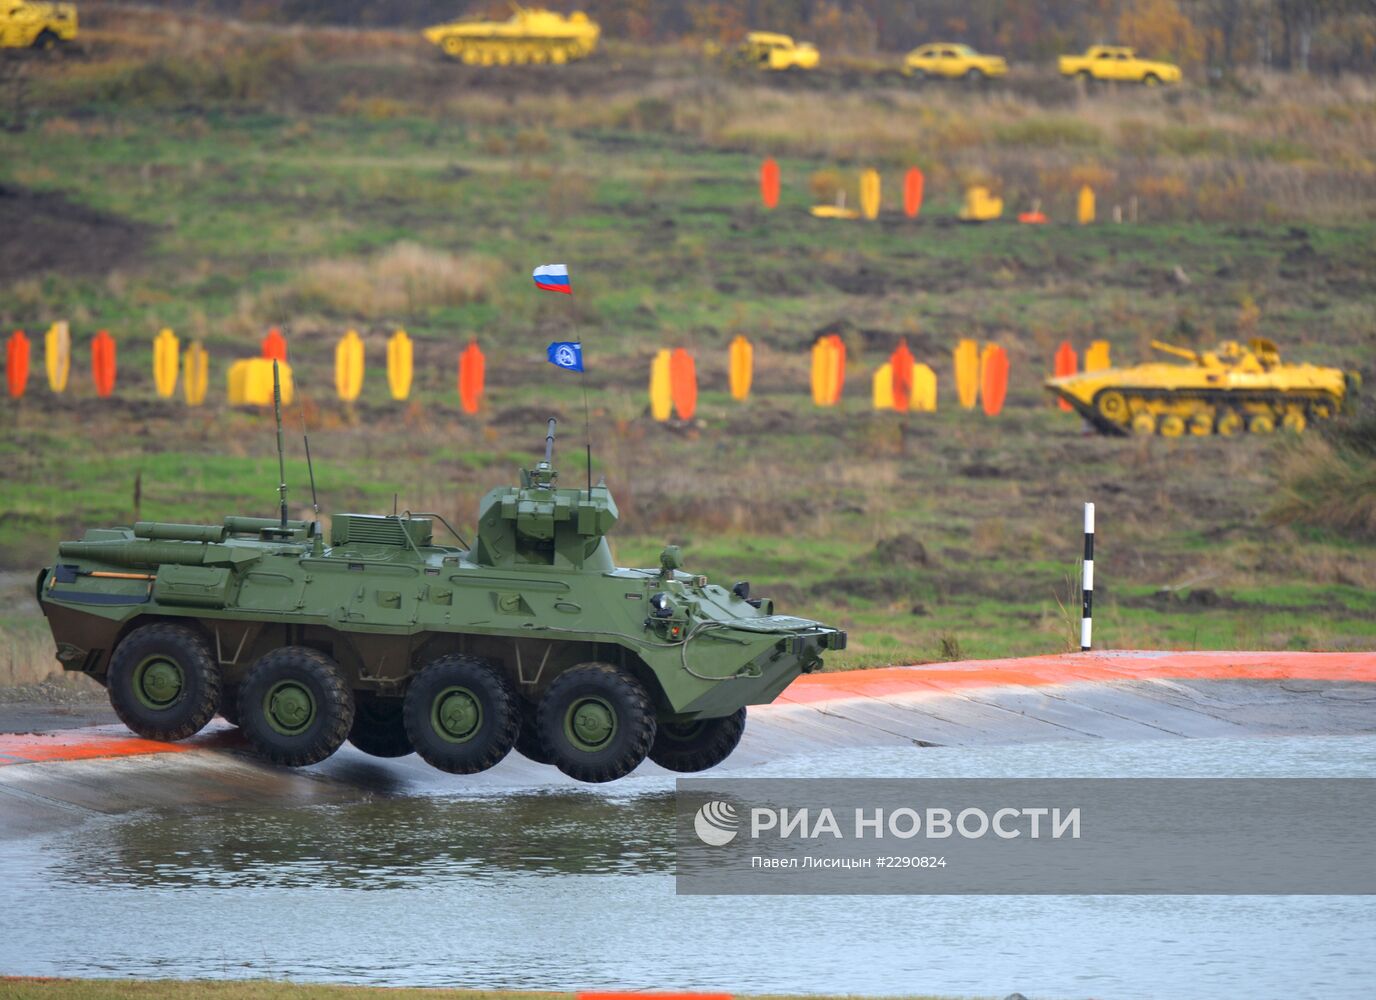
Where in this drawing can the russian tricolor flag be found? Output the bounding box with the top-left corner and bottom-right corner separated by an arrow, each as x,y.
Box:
532,263 -> 571,295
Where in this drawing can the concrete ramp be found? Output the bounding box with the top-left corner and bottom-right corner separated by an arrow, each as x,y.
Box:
1,651 -> 1373,837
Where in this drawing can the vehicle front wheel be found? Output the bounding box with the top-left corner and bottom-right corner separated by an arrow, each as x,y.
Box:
649,708 -> 747,773
403,655 -> 518,774
348,694 -> 412,758
538,663 -> 656,783
1143,73 -> 1161,87
107,622 -> 221,742
239,646 -> 353,767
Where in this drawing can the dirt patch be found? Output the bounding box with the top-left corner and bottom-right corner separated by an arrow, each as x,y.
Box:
0,184 -> 153,284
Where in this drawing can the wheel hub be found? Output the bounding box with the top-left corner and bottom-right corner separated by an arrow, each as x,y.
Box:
433,687 -> 482,742
266,681 -> 316,736
134,656 -> 183,709
567,697 -> 616,751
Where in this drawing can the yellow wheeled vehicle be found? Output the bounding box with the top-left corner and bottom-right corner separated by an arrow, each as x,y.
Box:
1045,339 -> 1358,437
423,4 -> 599,66
0,1 -> 77,50
736,31 -> 819,71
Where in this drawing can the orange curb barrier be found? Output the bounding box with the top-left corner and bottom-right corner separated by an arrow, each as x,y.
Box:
779,651 -> 1376,705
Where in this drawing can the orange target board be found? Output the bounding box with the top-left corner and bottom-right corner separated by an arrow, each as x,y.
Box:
903,167 -> 924,218
670,347 -> 697,421
760,158 -> 780,210
981,344 -> 1010,417
6,330 -> 30,399
459,341 -> 485,415
92,330 -> 117,398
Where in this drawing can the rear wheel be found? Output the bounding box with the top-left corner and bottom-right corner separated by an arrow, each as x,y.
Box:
33,30 -> 60,52
348,694 -> 412,758
239,647 -> 353,767
108,623 -> 221,742
965,68 -> 985,82
649,708 -> 747,773
403,655 -> 518,774
538,663 -> 656,783
1143,73 -> 1161,87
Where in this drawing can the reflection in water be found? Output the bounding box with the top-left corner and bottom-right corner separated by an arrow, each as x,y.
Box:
4,735 -> 1376,998
53,792 -> 677,890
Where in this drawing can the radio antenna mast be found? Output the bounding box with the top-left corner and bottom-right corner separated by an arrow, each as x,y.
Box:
272,360 -> 289,528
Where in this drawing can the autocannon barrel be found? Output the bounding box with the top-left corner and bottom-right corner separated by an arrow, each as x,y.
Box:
133,522 -> 228,543
56,540 -> 213,567
544,417 -> 557,466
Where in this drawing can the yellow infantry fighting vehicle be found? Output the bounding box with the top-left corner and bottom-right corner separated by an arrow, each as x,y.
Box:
0,1 -> 77,50
737,31 -> 819,71
1059,45 -> 1181,85
423,4 -> 599,65
1045,339 -> 1357,437
903,43 -> 1008,81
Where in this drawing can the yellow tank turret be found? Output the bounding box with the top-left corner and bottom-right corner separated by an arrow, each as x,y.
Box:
1044,338 -> 1358,437
424,4 -> 600,66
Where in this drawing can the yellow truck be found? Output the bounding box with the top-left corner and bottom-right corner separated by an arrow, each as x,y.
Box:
0,1 -> 77,50
738,31 -> 819,71
903,43 -> 1007,81
1059,45 -> 1181,85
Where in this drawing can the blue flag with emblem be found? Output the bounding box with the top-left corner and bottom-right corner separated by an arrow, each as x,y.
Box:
546,341 -> 584,372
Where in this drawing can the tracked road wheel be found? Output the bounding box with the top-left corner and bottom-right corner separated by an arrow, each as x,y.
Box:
1282,410 -> 1307,434
1095,390 -> 1129,425
240,647 -> 353,767
1189,412 -> 1214,436
1216,410 -> 1244,436
649,708 -> 747,773
404,655 -> 518,774
1158,414 -> 1185,438
1131,412 -> 1157,436
108,623 -> 221,742
348,694 -> 412,758
538,663 -> 656,783
1248,413 -> 1276,434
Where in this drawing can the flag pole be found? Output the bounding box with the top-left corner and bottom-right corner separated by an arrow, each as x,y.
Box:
567,282 -> 593,498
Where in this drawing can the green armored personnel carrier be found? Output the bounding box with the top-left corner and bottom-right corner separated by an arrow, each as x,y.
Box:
38,418 -> 845,782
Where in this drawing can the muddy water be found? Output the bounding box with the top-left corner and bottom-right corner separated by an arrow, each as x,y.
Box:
2,734 -> 1374,999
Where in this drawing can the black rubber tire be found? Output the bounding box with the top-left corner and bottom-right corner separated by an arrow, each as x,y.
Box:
649,707 -> 747,773
238,646 -> 353,767
966,68 -> 985,82
219,684 -> 240,726
538,663 -> 656,783
108,623 -> 221,742
403,655 -> 518,774
513,698 -> 555,765
33,30 -> 59,52
348,694 -> 413,758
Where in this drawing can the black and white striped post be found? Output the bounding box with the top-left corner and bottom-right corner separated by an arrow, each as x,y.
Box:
1080,502 -> 1095,652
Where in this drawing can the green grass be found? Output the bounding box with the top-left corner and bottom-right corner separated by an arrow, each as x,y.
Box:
1,15 -> 1374,681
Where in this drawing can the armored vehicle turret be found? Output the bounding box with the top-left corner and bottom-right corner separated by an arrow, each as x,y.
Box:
1045,338 -> 1357,437
38,419 -> 845,782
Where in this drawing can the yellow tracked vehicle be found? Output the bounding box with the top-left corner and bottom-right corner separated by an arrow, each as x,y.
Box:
1045,338 -> 1358,437
737,31 -> 819,71
424,4 -> 599,66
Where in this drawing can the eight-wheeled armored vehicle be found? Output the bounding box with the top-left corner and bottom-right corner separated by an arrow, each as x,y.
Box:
1045,338 -> 1357,437
38,419 -> 845,782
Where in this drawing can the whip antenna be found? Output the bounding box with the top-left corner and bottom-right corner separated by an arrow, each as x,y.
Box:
271,360 -> 289,528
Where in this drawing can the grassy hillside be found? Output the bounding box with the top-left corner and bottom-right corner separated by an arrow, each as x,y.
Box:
1,8 -> 1374,681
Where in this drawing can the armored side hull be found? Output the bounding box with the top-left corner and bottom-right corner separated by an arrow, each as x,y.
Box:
423,8 -> 599,65
39,446 -> 844,782
1045,339 -> 1355,437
